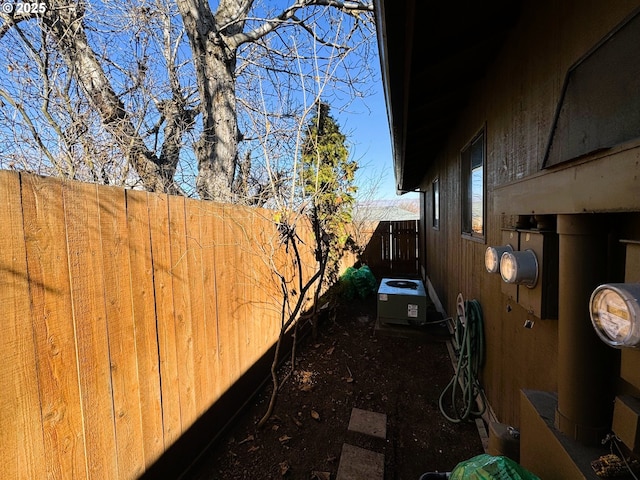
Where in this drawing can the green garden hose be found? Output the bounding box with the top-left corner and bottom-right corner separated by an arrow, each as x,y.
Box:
439,294 -> 486,423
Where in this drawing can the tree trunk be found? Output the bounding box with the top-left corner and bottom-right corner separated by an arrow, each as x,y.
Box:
194,53 -> 238,202
177,0 -> 248,202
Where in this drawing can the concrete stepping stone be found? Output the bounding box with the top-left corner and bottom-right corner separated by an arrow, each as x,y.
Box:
336,443 -> 384,480
348,407 -> 387,439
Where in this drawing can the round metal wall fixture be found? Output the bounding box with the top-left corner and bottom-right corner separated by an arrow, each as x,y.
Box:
485,245 -> 513,273
500,250 -> 539,288
590,283 -> 640,348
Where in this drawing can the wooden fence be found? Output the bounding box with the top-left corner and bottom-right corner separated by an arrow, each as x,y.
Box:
360,220 -> 419,277
0,171 -> 317,479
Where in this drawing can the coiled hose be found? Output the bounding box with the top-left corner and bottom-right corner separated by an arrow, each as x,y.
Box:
439,294 -> 486,423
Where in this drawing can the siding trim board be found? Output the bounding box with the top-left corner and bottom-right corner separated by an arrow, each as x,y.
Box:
494,139 -> 640,215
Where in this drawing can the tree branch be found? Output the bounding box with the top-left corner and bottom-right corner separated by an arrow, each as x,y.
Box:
0,87 -> 63,175
226,0 -> 373,50
39,0 -> 185,194
0,10 -> 40,41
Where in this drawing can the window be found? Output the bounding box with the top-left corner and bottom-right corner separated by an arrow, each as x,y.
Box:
432,178 -> 440,230
461,130 -> 485,238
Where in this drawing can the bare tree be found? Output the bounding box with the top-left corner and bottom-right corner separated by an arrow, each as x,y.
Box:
234,32 -> 362,425
0,0 -> 199,191
0,0 -> 375,200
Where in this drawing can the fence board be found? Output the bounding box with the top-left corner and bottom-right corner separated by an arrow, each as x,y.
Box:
148,192 -> 181,445
0,171 -> 46,480
211,206 -> 236,395
63,180 -> 118,478
232,208 -> 250,367
98,185 -> 146,478
168,195 -> 197,431
197,202 -> 222,401
243,210 -> 256,363
184,199 -> 211,416
125,190 -> 164,466
217,206 -> 242,384
21,174 -> 87,478
252,210 -> 278,348
250,210 -> 279,363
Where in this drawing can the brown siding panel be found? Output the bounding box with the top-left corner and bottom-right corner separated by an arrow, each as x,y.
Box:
417,0 -> 637,428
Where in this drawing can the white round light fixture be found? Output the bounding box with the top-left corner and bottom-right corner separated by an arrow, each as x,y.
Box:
500,250 -> 539,288
485,245 -> 513,274
589,283 -> 640,348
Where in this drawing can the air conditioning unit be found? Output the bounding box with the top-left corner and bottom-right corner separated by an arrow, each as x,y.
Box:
377,278 -> 428,326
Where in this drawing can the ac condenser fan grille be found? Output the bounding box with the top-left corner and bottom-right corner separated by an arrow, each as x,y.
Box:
385,280 -> 418,289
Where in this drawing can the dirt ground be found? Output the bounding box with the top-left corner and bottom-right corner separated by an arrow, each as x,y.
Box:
187,294 -> 484,480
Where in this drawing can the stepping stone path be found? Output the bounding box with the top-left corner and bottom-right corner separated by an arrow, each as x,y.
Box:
336,444 -> 384,480
348,407 -> 387,439
336,408 -> 387,480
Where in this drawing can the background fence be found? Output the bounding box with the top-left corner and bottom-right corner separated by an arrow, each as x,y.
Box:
0,171 -> 318,479
360,220 -> 419,277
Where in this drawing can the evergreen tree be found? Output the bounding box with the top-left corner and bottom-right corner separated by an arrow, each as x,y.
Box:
302,102 -> 358,281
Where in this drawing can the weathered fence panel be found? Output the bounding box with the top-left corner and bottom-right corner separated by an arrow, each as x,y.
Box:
0,170 -> 317,479
148,192 -> 182,449
184,198 -> 210,419
68,180 -> 119,477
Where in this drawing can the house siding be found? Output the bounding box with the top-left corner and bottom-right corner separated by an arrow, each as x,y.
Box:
419,0 -> 640,428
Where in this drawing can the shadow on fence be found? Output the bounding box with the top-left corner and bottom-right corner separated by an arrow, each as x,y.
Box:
140,322 -> 303,479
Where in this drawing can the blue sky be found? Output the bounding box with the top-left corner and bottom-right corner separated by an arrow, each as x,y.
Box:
337,76 -> 419,202
340,87 -> 394,199
0,1 -> 416,203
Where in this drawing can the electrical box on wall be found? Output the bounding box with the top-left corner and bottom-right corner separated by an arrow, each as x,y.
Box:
613,395 -> 640,453
490,227 -> 559,319
517,230 -> 559,319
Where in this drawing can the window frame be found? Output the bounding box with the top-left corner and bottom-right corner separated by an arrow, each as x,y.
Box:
432,177 -> 440,230
461,129 -> 486,241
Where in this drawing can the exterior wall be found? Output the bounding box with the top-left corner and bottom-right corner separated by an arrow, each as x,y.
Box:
419,0 -> 640,428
